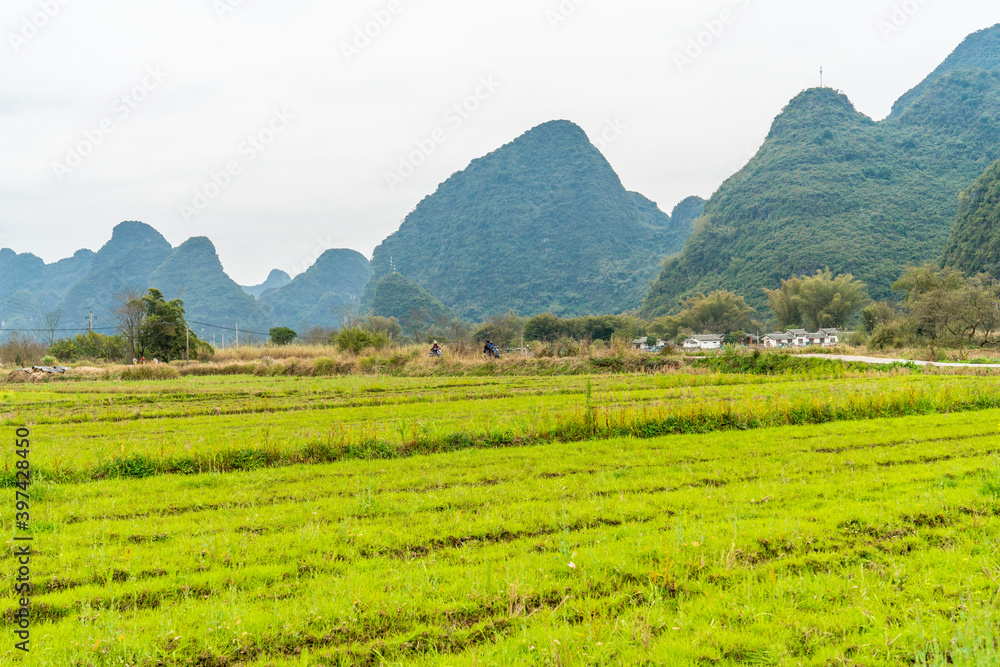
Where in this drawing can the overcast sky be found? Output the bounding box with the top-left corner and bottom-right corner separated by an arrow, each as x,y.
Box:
1,0 -> 996,284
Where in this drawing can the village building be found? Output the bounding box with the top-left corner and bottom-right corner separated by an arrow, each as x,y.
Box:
681,334 -> 725,350
763,328 -> 841,348
763,332 -> 794,348
632,337 -> 669,351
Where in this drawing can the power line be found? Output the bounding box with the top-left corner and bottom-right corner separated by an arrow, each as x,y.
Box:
187,320 -> 270,336
0,326 -> 117,333
1,319 -> 271,337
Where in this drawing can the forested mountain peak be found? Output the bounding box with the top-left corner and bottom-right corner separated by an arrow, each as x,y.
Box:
149,236 -> 273,339
892,23 -> 1000,117
767,88 -> 871,140
260,249 -> 372,331
641,25 -> 1000,318
103,220 -> 171,253
366,119 -> 693,320
241,269 -> 292,300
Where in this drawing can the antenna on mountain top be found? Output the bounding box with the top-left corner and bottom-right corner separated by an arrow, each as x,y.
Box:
820,67 -> 824,88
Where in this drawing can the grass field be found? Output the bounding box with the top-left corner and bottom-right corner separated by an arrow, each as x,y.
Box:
3,360 -> 1000,665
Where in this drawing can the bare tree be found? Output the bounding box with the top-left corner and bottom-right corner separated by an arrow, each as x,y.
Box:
42,310 -> 62,345
331,304 -> 359,330
113,287 -> 145,362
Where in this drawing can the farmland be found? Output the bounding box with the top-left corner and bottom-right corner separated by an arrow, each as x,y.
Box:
2,360 -> 1000,665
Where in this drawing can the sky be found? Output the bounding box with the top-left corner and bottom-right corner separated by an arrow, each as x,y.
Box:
1,0 -> 997,285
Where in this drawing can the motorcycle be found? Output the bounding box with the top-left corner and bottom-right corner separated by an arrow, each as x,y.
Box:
429,347 -> 443,357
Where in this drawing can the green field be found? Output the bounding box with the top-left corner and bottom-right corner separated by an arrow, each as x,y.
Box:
3,365 -> 1000,665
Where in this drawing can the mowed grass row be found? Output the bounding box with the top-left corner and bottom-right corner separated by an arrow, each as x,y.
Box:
3,409 -> 1000,665
4,372 -> 1000,483
0,370 -> 878,426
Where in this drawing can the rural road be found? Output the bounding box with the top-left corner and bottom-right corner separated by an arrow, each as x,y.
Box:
798,354 -> 1000,369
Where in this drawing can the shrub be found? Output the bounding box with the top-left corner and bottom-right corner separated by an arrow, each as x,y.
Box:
334,327 -> 391,354
313,358 -> 353,376
0,333 -> 48,367
48,340 -> 79,362
49,331 -> 125,362
869,322 -> 910,351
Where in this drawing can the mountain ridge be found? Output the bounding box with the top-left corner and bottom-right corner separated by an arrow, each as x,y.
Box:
366,119 -> 694,320
641,26 -> 1000,316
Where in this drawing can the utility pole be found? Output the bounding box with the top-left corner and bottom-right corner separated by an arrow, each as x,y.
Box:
86,311 -> 95,332
235,322 -> 239,348
186,325 -> 190,363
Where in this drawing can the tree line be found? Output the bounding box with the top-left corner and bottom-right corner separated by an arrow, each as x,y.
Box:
49,288 -> 212,362
32,263 -> 1000,365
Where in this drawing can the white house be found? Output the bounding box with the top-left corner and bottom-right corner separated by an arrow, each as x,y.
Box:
808,329 -> 840,346
788,329 -> 810,347
818,328 -> 840,344
763,332 -> 794,348
633,337 -> 669,351
682,334 -> 725,350
765,328 -> 840,348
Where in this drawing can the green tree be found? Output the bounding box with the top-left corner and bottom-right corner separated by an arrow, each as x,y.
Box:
136,288 -> 208,361
894,264 -> 1000,345
523,313 -> 565,342
765,268 -> 867,331
677,291 -> 755,335
648,315 -> 683,341
859,301 -> 901,334
473,313 -> 526,349
269,327 -> 297,346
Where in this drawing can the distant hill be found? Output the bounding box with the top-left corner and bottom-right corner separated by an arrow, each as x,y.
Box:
642,24 -> 1000,317
260,249 -> 372,331
366,120 -> 695,321
670,196 -> 706,231
0,248 -> 94,327
370,273 -> 454,335
891,24 -> 1000,117
241,269 -> 291,299
0,223 -> 377,342
149,237 -> 274,343
941,158 -> 1000,275
56,221 -> 173,329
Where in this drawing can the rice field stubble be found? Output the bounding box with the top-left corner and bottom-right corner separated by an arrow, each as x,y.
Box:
1,365 -> 1000,665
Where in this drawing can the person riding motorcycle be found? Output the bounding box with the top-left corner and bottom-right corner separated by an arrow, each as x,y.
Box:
430,340 -> 442,357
